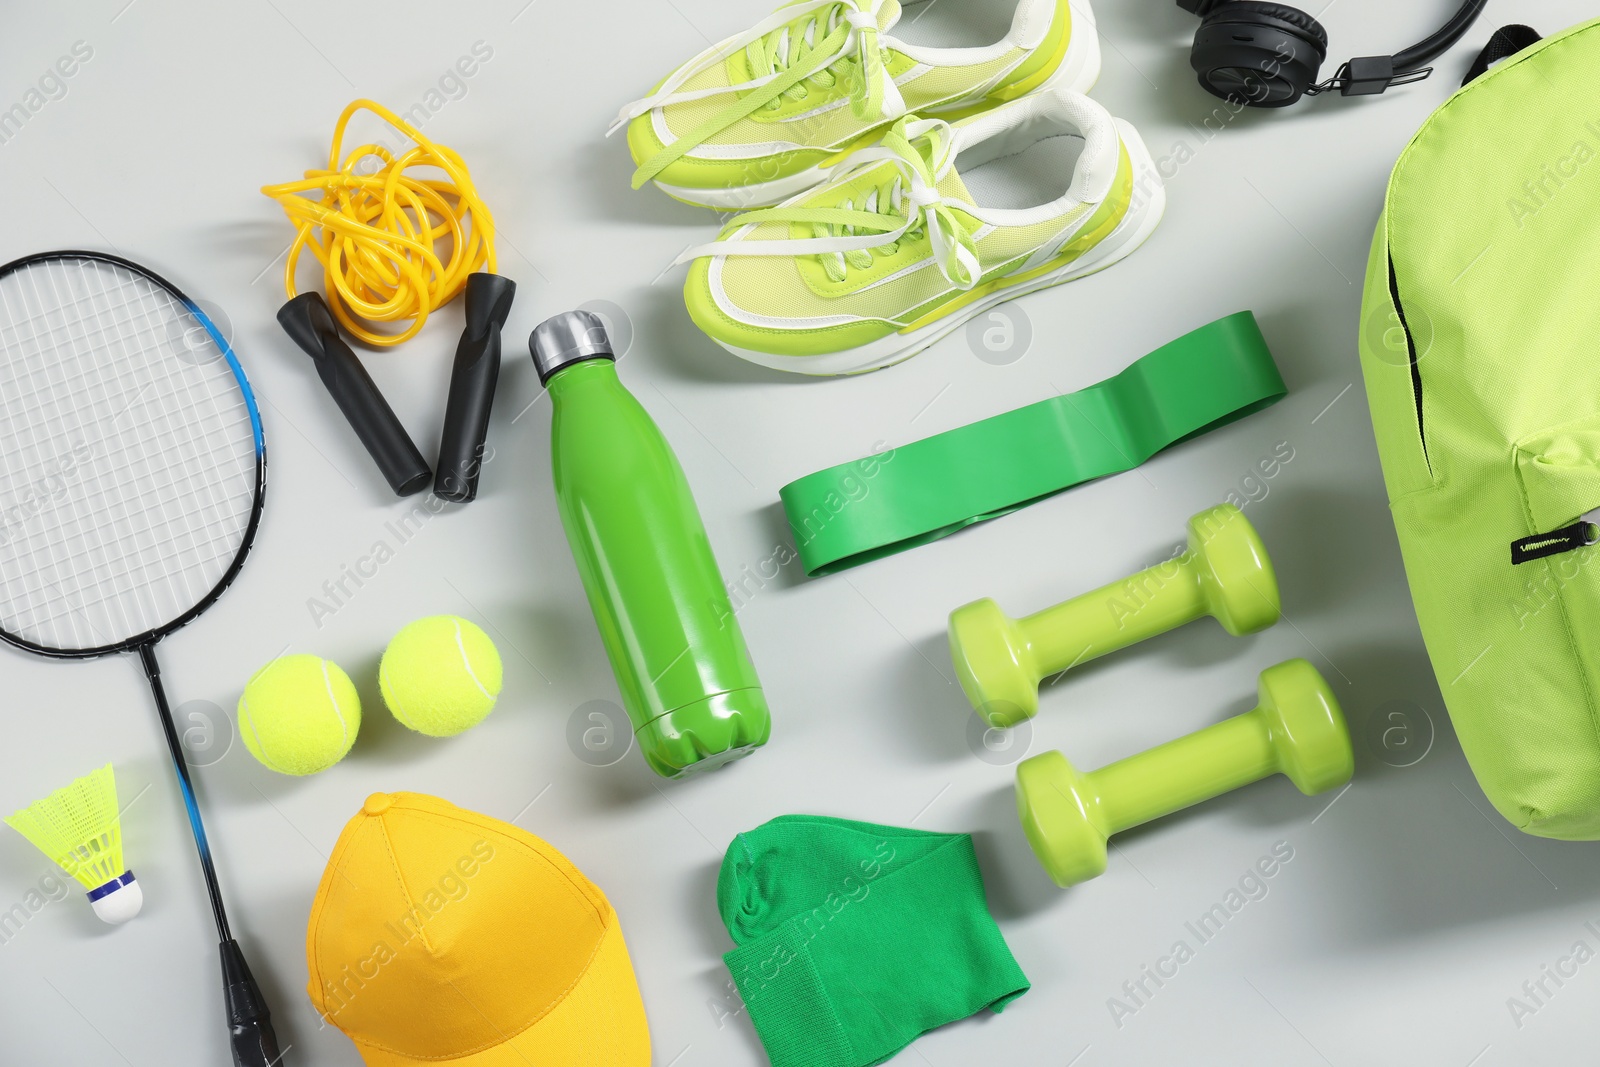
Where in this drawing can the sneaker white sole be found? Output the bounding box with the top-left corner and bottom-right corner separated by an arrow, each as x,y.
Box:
716,119 -> 1166,377
654,0 -> 1103,212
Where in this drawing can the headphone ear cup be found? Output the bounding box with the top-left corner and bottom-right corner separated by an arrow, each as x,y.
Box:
1189,2 -> 1329,108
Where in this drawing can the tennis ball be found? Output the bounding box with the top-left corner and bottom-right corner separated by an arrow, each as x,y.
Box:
237,655 -> 361,776
379,615 -> 503,737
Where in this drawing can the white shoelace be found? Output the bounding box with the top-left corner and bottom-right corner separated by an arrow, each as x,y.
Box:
675,116 -> 983,291
608,0 -> 909,139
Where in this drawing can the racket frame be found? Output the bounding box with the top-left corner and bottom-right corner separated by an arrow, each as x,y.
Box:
0,250 -> 280,1066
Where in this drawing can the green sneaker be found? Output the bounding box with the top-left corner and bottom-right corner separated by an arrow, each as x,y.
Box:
677,87 -> 1163,375
611,0 -> 1101,209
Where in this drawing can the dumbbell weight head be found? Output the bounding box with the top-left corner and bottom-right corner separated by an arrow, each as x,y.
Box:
1255,658 -> 1355,795
1016,750 -> 1110,887
1186,504 -> 1281,637
949,598 -> 1039,729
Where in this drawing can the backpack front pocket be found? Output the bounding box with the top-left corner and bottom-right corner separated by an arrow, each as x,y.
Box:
1513,423 -> 1600,566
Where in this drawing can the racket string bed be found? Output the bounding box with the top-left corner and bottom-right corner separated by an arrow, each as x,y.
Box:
0,266 -> 251,480
0,258 -> 257,651
2,429 -> 257,593
6,542 -> 245,643
0,261 -> 119,649
1,478 -> 255,646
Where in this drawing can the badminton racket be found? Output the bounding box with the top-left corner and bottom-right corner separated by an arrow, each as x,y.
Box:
0,250 -> 281,1066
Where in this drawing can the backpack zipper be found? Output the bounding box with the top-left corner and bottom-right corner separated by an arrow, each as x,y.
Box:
1512,511 -> 1600,565
1386,254 -> 1430,471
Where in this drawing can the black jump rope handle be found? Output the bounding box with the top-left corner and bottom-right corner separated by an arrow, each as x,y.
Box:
222,938 -> 282,1067
434,273 -> 516,502
277,292 -> 434,497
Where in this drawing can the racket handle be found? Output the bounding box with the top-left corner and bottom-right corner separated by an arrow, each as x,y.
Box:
277,293 -> 433,497
221,938 -> 283,1067
434,273 -> 516,502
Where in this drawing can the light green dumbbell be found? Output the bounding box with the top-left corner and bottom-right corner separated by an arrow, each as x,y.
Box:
1016,659 -> 1353,888
949,503 -> 1280,728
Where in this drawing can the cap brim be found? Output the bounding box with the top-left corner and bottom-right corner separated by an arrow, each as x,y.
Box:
354,920 -> 650,1067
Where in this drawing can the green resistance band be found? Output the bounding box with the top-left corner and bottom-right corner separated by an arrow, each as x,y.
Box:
780,311 -> 1286,576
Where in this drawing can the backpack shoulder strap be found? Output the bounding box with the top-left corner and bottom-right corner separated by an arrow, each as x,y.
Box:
1463,25 -> 1543,85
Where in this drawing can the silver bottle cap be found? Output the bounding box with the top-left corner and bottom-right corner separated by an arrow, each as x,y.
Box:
529,310 -> 615,383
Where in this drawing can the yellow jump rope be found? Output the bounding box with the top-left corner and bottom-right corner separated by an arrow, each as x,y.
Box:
262,98 -> 497,345
263,99 -> 515,501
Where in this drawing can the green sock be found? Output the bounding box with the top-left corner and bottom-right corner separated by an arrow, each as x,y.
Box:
718,815 -> 1029,1067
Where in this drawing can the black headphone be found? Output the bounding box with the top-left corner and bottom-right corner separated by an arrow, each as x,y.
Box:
1178,0 -> 1490,108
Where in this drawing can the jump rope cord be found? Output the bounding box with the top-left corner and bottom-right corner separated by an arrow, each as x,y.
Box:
261,99 -> 497,348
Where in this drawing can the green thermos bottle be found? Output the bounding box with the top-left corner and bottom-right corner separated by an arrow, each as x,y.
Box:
530,310 -> 771,778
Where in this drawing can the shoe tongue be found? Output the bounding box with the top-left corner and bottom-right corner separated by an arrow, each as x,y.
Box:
936,158 -> 974,207
771,2 -> 904,71
866,127 -> 976,219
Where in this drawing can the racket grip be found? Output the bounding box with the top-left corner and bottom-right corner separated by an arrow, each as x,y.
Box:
277,293 -> 433,497
221,938 -> 283,1067
434,273 -> 516,502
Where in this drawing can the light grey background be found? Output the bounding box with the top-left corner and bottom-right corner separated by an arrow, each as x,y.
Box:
1,1 -> 1596,1064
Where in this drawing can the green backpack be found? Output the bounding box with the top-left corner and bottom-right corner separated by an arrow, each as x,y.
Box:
1359,17 -> 1600,839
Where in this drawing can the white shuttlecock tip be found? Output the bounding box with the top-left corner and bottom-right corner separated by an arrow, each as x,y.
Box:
87,872 -> 143,925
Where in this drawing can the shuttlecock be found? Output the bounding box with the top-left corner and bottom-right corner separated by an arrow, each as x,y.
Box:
5,764 -> 142,924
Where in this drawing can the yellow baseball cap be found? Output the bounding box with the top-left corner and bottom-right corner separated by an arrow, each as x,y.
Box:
306,792 -> 651,1065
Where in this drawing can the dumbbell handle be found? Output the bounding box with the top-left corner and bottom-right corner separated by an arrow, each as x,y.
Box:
1088,709 -> 1276,833
1020,553 -> 1207,673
